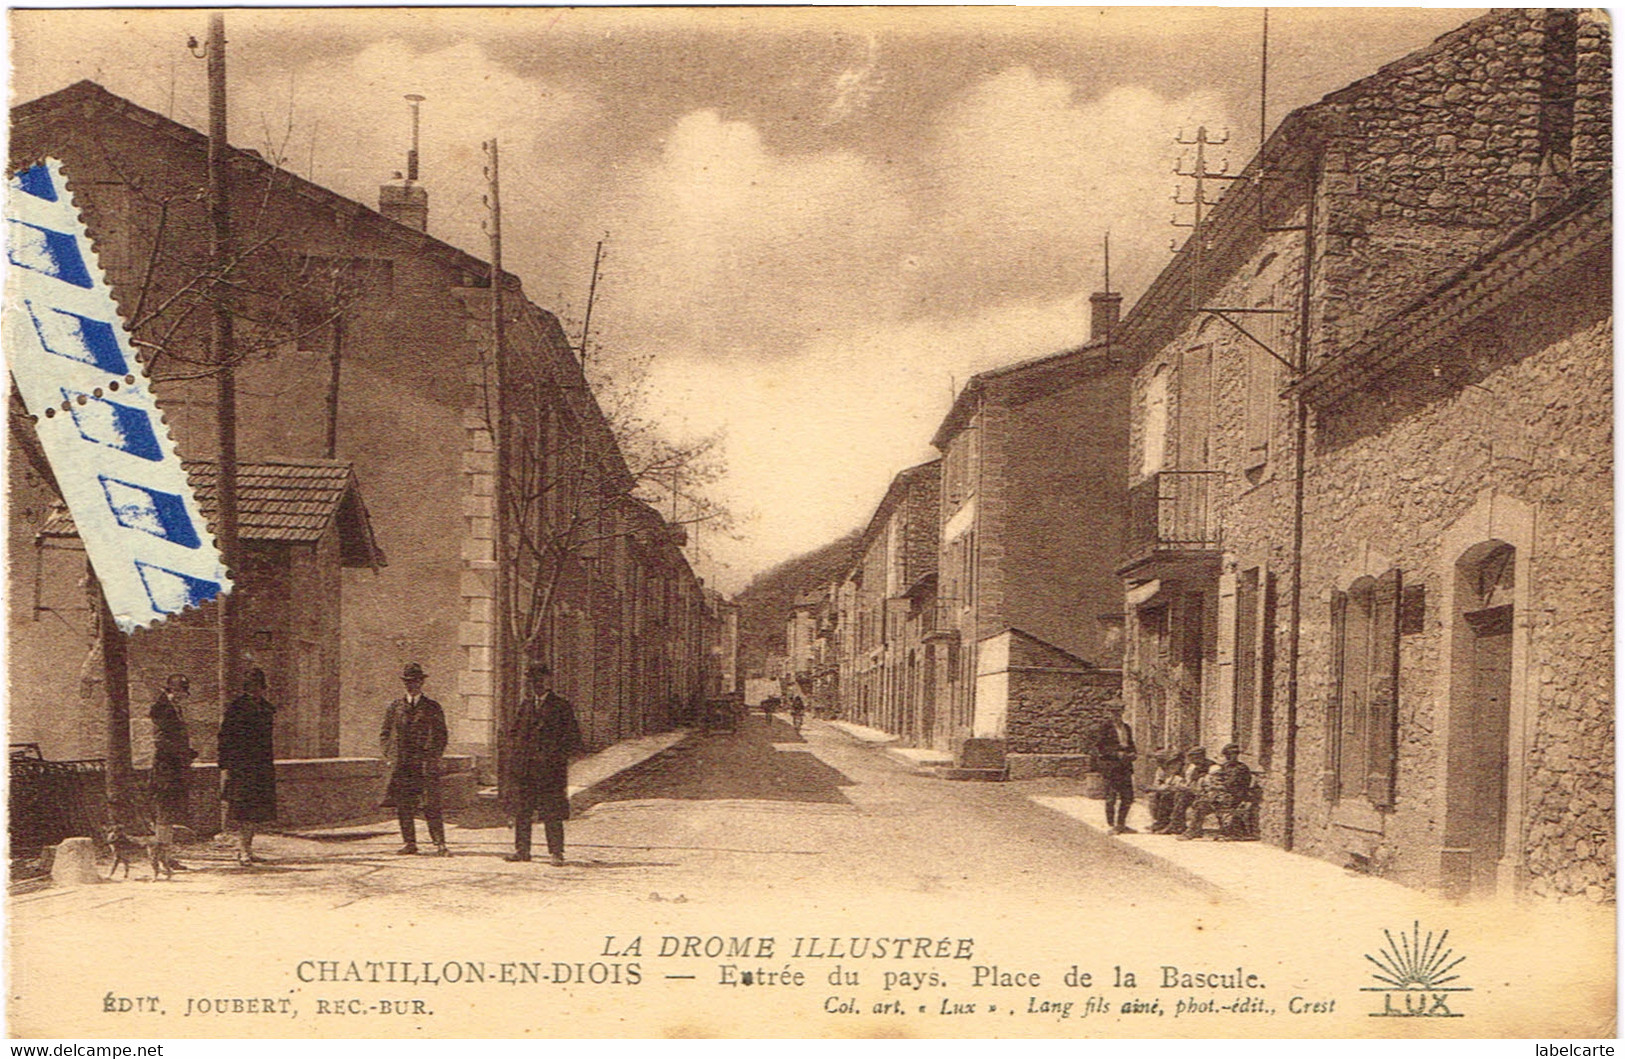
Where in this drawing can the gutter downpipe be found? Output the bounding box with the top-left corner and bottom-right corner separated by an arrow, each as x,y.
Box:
1283,148 -> 1321,853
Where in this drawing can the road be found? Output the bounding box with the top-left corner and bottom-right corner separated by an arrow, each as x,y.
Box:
10,720 -> 1610,1038
20,717 -> 1205,913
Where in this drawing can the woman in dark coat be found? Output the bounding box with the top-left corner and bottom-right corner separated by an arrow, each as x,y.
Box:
501,662 -> 582,865
148,673 -> 197,871
218,667 -> 277,866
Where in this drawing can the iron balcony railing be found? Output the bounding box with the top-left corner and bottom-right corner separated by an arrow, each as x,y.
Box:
1124,470 -> 1223,561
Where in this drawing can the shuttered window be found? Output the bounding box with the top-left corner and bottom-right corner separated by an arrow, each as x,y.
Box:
1368,569 -> 1402,807
1329,569 -> 1403,806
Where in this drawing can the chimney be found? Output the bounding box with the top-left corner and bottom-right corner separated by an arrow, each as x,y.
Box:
378,94 -> 428,232
1090,291 -> 1122,343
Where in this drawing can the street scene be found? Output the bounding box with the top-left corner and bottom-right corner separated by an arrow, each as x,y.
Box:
5,4 -> 1615,1041
10,715 -> 1613,1037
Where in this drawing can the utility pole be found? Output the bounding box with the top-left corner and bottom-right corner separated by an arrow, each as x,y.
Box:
1171,125 -> 1241,310
206,11 -> 242,710
578,237 -> 605,362
324,315 -> 343,458
484,137 -> 511,759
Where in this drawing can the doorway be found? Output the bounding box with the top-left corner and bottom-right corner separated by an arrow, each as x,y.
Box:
1447,542 -> 1516,897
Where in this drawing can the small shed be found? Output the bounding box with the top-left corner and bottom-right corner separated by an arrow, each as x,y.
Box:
37,458 -> 384,761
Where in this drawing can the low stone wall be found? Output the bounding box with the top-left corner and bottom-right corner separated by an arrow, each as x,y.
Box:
176,755 -> 478,833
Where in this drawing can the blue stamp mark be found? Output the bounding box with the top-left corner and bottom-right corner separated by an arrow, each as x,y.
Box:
8,218 -> 94,288
62,389 -> 164,462
99,475 -> 202,549
136,561 -> 224,613
12,163 -> 59,203
6,157 -> 229,630
27,300 -> 129,374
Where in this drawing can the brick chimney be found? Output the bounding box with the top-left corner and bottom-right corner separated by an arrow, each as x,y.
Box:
1090,290 -> 1122,343
379,94 -> 428,232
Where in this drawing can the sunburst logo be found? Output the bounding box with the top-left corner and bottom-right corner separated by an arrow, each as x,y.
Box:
1362,921 -> 1470,1017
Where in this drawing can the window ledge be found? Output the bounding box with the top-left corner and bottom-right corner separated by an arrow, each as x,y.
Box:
1331,798 -> 1385,834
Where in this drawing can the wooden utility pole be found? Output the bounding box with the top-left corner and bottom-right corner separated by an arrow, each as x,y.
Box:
94,567 -> 134,813
324,316 -> 343,458
578,237 -> 604,362
207,11 -> 242,704
485,137 -> 511,756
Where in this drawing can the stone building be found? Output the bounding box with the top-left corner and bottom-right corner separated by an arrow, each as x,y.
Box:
927,303 -> 1129,765
35,459 -> 384,762
1114,9 -> 1611,899
8,81 -> 715,772
834,459 -> 941,744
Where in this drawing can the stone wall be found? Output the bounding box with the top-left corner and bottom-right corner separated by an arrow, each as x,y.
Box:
1296,268 -> 1612,897
1004,668 -> 1122,757
1313,9 -> 1609,367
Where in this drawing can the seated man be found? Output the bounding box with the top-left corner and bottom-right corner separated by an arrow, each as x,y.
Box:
1179,743 -> 1257,841
1145,747 -> 1187,834
1163,746 -> 1211,835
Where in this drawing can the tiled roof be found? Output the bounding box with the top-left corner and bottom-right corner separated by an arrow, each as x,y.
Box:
40,458 -> 385,567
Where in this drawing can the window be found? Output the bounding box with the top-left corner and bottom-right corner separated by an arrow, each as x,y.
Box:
944,427 -> 978,506
1327,568 -> 1402,806
1141,366 -> 1169,476
1244,279 -> 1292,473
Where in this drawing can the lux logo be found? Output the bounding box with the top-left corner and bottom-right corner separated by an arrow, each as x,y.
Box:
1378,991 -> 1459,1017
1362,922 -> 1470,1018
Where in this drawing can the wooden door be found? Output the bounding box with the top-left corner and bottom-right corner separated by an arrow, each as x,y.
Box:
1463,604 -> 1513,895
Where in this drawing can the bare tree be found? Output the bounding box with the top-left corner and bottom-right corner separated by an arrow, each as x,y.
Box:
10,119 -> 371,813
479,306 -> 732,671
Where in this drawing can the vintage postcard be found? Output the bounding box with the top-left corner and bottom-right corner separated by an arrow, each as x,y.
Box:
5,5 -> 1614,1041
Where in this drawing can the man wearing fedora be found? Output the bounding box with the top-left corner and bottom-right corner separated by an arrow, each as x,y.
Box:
380,662 -> 450,856
500,662 -> 583,865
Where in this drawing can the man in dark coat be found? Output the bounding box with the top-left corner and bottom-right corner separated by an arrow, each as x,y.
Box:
218,667 -> 276,866
501,662 -> 582,865
1095,707 -> 1138,834
148,673 -> 197,872
380,662 -> 450,856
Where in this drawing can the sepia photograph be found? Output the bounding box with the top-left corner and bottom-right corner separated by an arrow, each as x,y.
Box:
3,5 -> 1615,1040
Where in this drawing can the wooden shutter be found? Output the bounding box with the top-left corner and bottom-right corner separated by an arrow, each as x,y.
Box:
1259,570 -> 1278,766
1368,568 -> 1403,808
1325,589 -> 1347,802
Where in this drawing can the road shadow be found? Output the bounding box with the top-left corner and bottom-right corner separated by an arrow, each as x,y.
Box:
575,724 -> 853,810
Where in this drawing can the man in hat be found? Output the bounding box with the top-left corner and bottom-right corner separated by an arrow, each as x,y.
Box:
1145,746 -> 1187,835
218,668 -> 277,866
501,662 -> 582,865
380,662 -> 450,856
1180,743 -> 1257,840
148,673 -> 197,871
1161,745 -> 1211,836
1094,706 -> 1137,834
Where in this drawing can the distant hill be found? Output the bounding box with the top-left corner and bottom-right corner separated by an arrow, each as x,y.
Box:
734,529 -> 862,676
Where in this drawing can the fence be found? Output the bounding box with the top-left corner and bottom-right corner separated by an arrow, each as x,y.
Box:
8,744 -> 108,858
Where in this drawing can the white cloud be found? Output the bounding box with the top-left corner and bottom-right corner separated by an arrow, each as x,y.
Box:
599,108 -> 913,359
922,70 -> 1235,305
238,38 -> 595,270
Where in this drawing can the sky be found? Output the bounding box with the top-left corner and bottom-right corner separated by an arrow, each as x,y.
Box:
9,6 -> 1486,594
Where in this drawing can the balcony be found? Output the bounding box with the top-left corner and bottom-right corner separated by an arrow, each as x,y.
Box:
1119,470 -> 1223,577
920,600 -> 964,638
